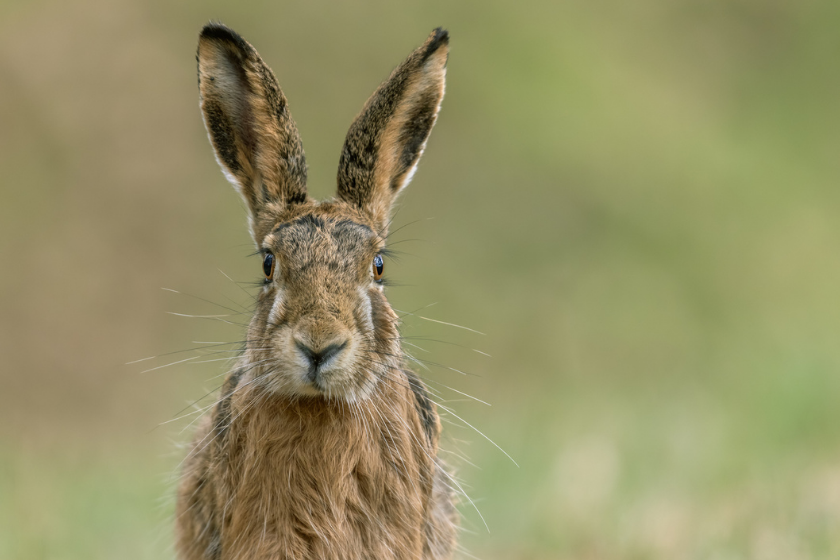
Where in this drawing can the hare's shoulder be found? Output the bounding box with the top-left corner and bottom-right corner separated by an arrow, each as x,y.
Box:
405,369 -> 440,448
175,414 -> 222,560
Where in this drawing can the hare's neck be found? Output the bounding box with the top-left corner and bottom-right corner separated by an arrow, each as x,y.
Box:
217,379 -> 433,559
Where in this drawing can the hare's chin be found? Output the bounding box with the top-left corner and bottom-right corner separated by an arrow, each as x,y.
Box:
282,381 -> 371,404
268,365 -> 374,403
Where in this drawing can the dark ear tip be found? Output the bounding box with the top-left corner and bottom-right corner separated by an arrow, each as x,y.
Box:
200,21 -> 235,41
198,22 -> 251,54
425,27 -> 450,55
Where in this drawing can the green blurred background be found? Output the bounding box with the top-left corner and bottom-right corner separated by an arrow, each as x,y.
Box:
3,0 -> 840,558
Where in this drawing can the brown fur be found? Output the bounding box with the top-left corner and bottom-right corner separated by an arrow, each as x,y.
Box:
176,23 -> 456,559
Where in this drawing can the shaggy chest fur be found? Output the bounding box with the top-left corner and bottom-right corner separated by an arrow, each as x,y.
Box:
176,378 -> 440,560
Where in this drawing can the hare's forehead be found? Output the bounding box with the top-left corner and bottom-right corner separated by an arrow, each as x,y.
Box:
263,214 -> 377,261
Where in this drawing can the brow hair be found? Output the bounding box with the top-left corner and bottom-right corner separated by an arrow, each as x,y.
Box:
270,215 -> 374,236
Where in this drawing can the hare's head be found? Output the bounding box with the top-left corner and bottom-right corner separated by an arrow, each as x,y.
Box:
196,24 -> 448,402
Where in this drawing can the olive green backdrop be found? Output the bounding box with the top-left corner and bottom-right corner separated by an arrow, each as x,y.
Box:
3,0 -> 840,558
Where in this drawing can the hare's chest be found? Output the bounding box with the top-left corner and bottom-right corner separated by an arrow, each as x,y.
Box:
219,416 -> 430,559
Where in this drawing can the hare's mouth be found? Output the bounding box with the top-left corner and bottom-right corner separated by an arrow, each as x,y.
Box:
295,339 -> 348,382
264,335 -> 373,401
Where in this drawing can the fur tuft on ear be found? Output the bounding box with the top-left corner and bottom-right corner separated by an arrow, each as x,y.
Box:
336,28 -> 449,233
197,23 -> 308,235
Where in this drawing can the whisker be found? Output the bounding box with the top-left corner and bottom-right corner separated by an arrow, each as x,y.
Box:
435,402 -> 518,468
384,335 -> 491,358
393,302 -> 438,319
127,340 -> 248,364
357,347 -> 480,378
161,287 -> 245,315
140,355 -> 199,373
383,217 -> 435,241
415,316 -> 485,336
167,312 -> 240,319
217,268 -> 258,306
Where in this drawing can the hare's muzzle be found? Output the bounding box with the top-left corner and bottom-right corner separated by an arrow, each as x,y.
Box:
282,310 -> 362,395
294,338 -> 348,384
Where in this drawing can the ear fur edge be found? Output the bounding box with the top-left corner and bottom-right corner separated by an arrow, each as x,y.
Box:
196,22 -> 309,238
336,28 -> 449,232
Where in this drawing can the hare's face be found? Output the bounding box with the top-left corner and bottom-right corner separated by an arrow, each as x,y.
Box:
196,24 -> 447,402
249,206 -> 397,401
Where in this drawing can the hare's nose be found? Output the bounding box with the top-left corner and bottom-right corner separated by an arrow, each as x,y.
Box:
295,339 -> 347,378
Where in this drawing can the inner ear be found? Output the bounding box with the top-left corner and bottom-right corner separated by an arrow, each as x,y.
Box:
197,23 -> 309,240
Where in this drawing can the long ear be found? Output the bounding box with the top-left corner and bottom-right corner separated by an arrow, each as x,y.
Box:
197,23 -> 308,231
337,28 -> 448,233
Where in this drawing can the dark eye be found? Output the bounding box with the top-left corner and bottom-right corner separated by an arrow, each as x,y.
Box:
372,254 -> 384,282
263,252 -> 275,281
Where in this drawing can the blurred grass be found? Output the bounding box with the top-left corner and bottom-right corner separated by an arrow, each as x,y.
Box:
2,0 -> 840,558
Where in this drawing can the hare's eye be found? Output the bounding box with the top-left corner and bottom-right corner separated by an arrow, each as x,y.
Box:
372,254 -> 384,283
263,252 -> 275,281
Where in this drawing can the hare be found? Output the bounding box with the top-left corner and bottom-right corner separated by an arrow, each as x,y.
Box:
175,23 -> 457,560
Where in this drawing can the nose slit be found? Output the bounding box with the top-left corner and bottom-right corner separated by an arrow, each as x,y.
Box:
295,340 -> 348,380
